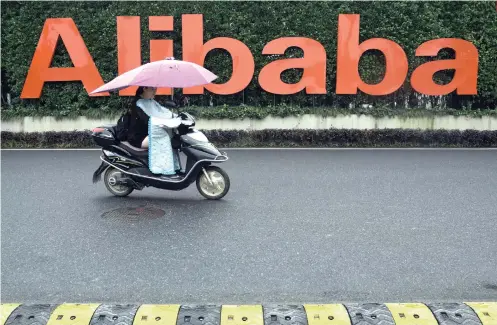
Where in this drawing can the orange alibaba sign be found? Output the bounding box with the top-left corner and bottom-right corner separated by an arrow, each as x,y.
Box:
20,14 -> 479,99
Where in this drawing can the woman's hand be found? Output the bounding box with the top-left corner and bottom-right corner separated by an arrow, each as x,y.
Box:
157,116 -> 182,128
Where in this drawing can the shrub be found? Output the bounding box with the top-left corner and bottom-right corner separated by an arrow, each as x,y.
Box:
3,129 -> 497,148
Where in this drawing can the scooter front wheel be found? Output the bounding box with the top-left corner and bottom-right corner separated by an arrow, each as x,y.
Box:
196,166 -> 230,200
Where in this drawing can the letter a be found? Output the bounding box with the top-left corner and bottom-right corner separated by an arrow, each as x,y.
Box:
411,38 -> 478,95
259,37 -> 327,94
21,18 -> 106,98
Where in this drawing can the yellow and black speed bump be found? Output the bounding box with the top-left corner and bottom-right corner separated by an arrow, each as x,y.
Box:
264,305 -> 307,325
46,303 -> 100,325
90,304 -> 140,325
177,305 -> 220,325
426,303 -> 482,325
221,305 -> 263,325
344,303 -> 395,324
304,304 -> 350,324
2,303 -> 496,325
465,303 -> 497,325
4,304 -> 58,325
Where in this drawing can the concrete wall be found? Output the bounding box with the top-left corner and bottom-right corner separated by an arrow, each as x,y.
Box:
2,114 -> 497,132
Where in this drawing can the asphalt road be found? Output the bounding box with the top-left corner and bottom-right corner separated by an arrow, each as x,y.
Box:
1,149 -> 497,304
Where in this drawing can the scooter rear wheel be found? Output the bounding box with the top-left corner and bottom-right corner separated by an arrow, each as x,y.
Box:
104,167 -> 134,197
196,166 -> 230,200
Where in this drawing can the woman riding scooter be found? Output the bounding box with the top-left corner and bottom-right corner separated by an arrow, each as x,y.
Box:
127,86 -> 181,178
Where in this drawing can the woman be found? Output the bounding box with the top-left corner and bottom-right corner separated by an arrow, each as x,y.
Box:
127,86 -> 181,177
127,86 -> 155,148
128,86 -> 178,149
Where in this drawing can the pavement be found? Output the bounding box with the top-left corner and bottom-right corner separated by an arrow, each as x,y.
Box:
1,149 -> 497,304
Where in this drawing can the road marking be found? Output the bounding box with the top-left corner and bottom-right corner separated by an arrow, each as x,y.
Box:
134,305 -> 181,325
465,302 -> 497,325
221,305 -> 263,325
46,304 -> 100,325
0,304 -> 20,325
385,303 -> 438,325
304,304 -> 351,325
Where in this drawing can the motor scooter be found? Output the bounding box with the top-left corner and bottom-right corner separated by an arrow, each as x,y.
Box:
91,108 -> 230,200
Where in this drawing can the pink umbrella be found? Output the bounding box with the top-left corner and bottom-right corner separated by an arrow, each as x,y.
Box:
90,57 -> 218,94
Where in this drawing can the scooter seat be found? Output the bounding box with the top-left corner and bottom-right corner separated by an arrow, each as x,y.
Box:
119,141 -> 149,157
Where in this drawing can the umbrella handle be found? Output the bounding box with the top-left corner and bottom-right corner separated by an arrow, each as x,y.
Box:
171,88 -> 177,115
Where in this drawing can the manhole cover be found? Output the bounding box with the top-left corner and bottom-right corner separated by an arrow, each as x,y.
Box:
101,205 -> 166,220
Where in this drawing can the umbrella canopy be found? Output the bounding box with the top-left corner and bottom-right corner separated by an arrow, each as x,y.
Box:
90,58 -> 218,94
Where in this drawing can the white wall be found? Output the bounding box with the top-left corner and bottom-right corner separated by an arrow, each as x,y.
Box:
2,114 -> 497,132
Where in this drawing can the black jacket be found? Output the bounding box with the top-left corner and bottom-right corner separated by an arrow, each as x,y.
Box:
127,104 -> 149,148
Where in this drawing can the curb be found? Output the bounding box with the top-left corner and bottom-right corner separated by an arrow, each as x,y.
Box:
1,303 -> 496,325
3,114 -> 497,133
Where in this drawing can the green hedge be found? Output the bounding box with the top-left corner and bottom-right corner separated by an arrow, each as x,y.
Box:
2,1 -> 497,117
3,129 -> 497,148
3,104 -> 497,121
